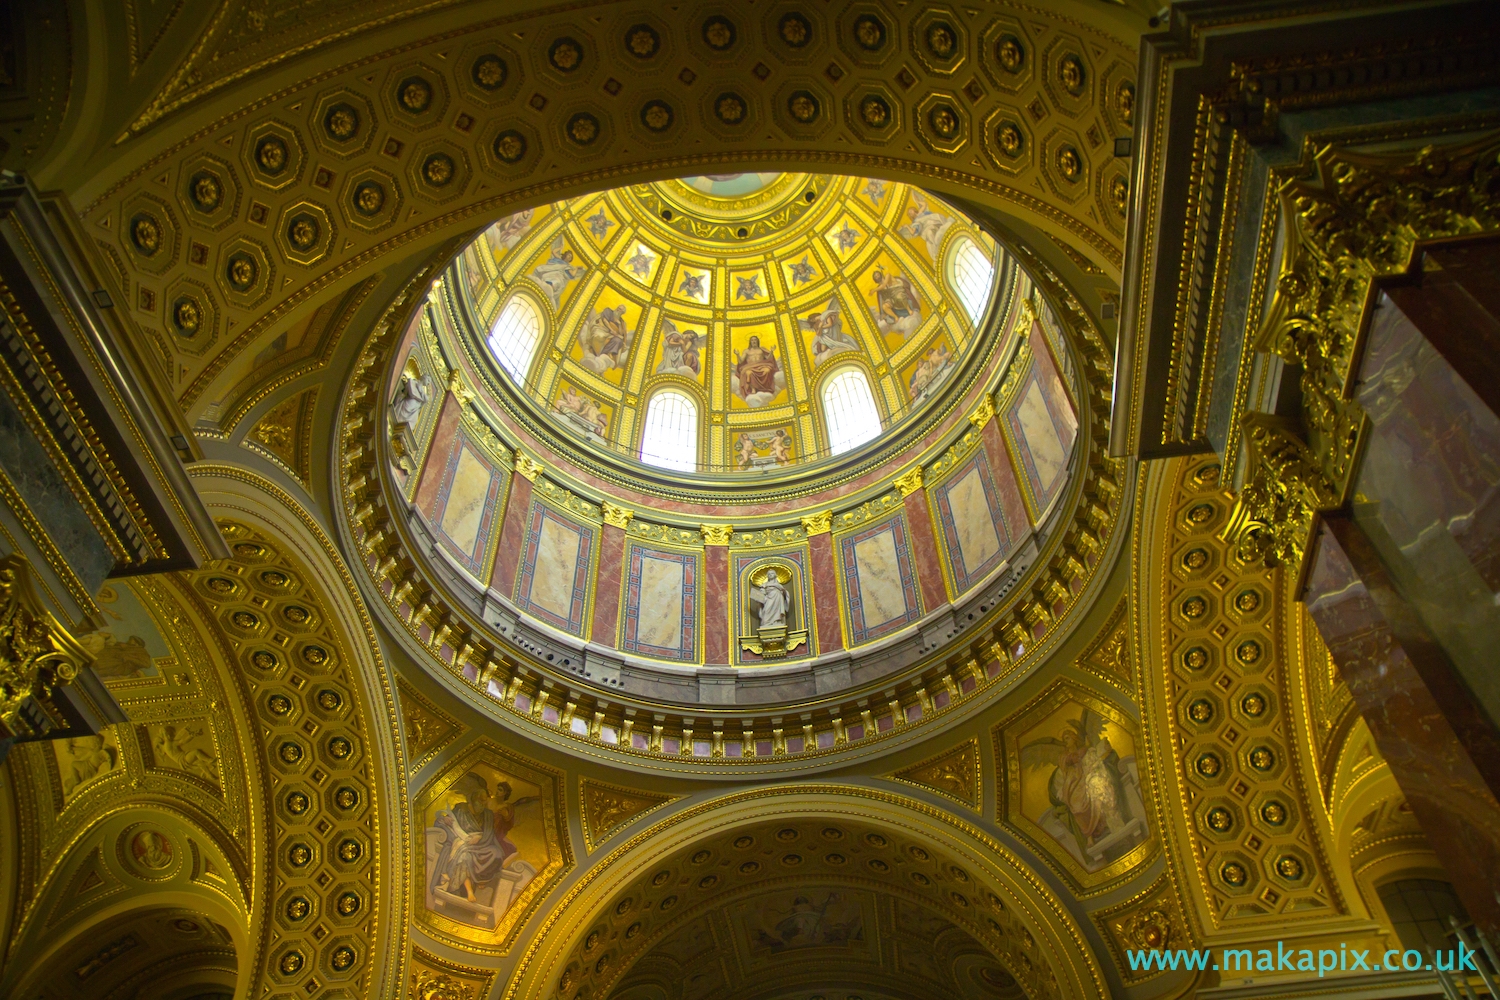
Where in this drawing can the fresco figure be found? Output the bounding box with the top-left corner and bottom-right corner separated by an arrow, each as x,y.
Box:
732,336 -> 784,407
869,266 -> 923,338
554,386 -> 609,437
897,190 -> 955,259
657,319 -> 707,377
430,771 -> 538,905
532,239 -> 584,309
486,208 -> 533,255
1020,707 -> 1147,868
577,304 -> 631,375
907,343 -> 955,400
800,298 -> 859,367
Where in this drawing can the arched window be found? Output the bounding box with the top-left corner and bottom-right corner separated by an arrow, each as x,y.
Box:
949,236 -> 996,326
822,368 -> 882,456
640,390 -> 698,472
487,294 -> 543,384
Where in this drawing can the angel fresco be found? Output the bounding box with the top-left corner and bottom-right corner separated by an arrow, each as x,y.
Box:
532,239 -> 584,309
907,342 -> 955,401
800,298 -> 860,368
657,318 -> 707,378
1019,707 -> 1148,870
897,190 -> 955,259
426,770 -> 541,929
577,304 -> 632,375
732,336 -> 784,407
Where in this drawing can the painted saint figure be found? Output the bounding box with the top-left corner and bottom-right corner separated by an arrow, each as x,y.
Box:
800,297 -> 859,367
577,304 -> 631,375
430,771 -> 538,904
907,342 -> 955,400
554,386 -> 609,437
532,238 -> 584,309
732,336 -> 783,406
1020,709 -> 1129,853
657,318 -> 707,378
897,190 -> 955,259
869,266 -> 923,338
486,208 -> 533,255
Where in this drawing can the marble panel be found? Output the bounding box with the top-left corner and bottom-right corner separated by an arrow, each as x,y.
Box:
514,502 -> 593,637
903,491 -> 949,612
703,545 -> 730,665
933,449 -> 1011,594
620,544 -> 697,662
414,392 -> 463,516
1004,356 -> 1076,520
838,513 -> 922,646
808,533 -> 843,653
432,434 -> 505,579
490,474 -> 533,593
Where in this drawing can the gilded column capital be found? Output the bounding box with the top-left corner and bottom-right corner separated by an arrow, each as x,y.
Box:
446,368 -> 475,406
1227,414 -> 1341,568
699,524 -> 734,546
894,465 -> 925,498
968,394 -> 996,430
513,451 -> 543,482
800,510 -> 833,536
601,502 -> 634,530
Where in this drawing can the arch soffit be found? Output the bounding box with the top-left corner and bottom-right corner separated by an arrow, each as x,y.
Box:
503,783 -> 1108,1000
59,1 -> 1140,421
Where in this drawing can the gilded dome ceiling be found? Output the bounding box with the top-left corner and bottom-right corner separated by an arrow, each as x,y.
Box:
449,173 -> 1003,475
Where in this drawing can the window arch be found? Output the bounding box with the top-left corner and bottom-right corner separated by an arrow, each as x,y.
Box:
640,389 -> 699,472
822,368 -> 882,456
487,293 -> 544,384
948,236 -> 997,326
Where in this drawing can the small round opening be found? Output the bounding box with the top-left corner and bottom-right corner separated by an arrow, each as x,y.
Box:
736,226 -> 749,238
661,208 -> 674,221
805,189 -> 817,202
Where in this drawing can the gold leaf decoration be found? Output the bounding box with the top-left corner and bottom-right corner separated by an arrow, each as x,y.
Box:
580,778 -> 679,852
1079,599 -> 1132,691
890,737 -> 980,809
396,678 -> 462,772
242,386 -> 318,486
1093,875 -> 1192,981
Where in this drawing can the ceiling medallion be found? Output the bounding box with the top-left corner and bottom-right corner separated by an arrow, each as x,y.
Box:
702,16 -> 736,50
928,103 -> 961,140
255,136 -> 288,175
779,12 -> 812,47
493,129 -> 527,163
189,170 -> 222,211
787,90 -> 820,124
472,54 -> 507,90
422,153 -> 456,185
324,102 -> 360,141
226,251 -> 258,291
926,21 -> 958,59
1059,54 -> 1086,95
171,296 -> 201,334
1117,81 -> 1136,124
714,92 -> 747,125
624,23 -> 660,59
398,76 -> 433,113
859,94 -> 891,128
352,181 -> 385,216
995,34 -> 1024,72
853,14 -> 886,50
548,37 -> 583,72
1056,144 -> 1083,181
129,213 -> 161,255
566,112 -> 601,145
287,213 -> 319,251
640,100 -> 674,132
996,121 -> 1023,157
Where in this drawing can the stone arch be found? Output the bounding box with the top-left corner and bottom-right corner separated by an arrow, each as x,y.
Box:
503,784 -> 1106,1000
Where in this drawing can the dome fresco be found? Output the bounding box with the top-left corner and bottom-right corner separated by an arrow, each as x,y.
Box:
452,173 -> 1002,473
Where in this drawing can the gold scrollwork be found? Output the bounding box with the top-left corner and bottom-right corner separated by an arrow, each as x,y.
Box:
699,523 -> 734,546
600,502 -> 634,530
1239,136 -> 1500,568
513,450 -> 543,482
894,465 -> 925,497
799,509 -> 833,535
0,555 -> 92,740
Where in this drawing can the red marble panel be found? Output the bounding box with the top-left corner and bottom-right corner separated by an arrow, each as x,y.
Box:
703,544 -> 730,665
489,472 -> 534,594
904,491 -> 949,609
981,419 -> 1031,546
590,524 -> 627,645
413,391 -> 463,518
808,532 -> 843,652
1305,515 -> 1500,936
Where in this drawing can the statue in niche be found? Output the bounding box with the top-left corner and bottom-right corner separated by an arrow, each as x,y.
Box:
389,356 -> 432,479
742,565 -> 807,660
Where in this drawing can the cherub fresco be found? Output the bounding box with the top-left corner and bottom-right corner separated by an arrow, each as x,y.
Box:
1020,707 -> 1148,870
869,266 -> 923,338
897,190 -> 955,259
657,319 -> 707,378
735,274 -> 764,301
734,428 -> 793,470
584,207 -> 615,242
800,297 -> 859,367
626,245 -> 655,277
907,342 -> 955,400
787,254 -> 817,286
577,304 -> 632,375
678,271 -> 708,301
532,239 -> 584,309
554,386 -> 609,438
